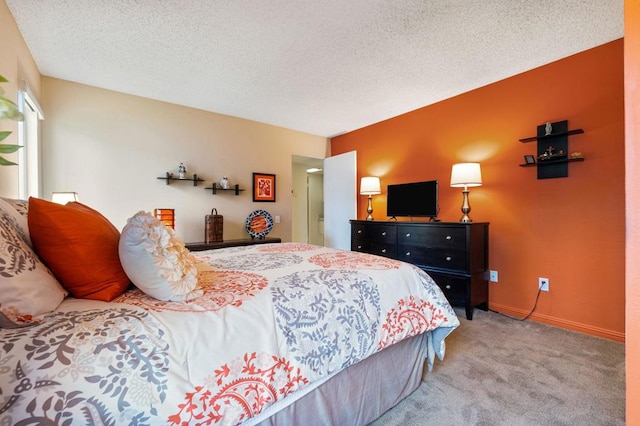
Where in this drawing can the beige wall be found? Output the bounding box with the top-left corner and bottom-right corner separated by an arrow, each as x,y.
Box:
0,0 -> 42,197
41,77 -> 329,242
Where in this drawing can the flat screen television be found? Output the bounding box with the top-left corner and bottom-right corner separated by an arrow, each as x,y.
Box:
386,180 -> 439,219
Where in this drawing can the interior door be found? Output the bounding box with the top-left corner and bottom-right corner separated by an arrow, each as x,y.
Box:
323,151 -> 356,250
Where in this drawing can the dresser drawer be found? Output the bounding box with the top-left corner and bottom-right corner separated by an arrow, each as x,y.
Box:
351,223 -> 367,242
398,225 -> 466,249
365,224 -> 396,243
366,242 -> 396,258
352,223 -> 396,241
397,245 -> 466,271
351,223 -> 396,257
427,271 -> 467,305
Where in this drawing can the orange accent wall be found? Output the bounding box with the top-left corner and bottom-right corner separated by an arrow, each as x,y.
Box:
331,40 -> 625,341
625,0 -> 640,422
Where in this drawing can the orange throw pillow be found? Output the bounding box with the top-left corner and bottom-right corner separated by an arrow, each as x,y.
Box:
27,197 -> 130,301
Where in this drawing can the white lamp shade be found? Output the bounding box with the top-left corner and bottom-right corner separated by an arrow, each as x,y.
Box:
360,176 -> 381,195
51,192 -> 79,204
450,163 -> 482,187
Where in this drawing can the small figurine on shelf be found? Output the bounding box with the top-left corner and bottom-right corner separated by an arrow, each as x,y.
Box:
178,162 -> 187,179
545,122 -> 553,136
220,176 -> 230,189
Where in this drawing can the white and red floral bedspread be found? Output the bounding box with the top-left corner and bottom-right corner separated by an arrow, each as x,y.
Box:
0,243 -> 459,425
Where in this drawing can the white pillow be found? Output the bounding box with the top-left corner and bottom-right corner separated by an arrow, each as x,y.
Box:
119,211 -> 202,301
0,198 -> 67,328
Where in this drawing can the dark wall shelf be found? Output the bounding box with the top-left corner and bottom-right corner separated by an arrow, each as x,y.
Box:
205,184 -> 245,195
519,120 -> 584,179
157,172 -> 204,186
519,157 -> 584,167
519,128 -> 584,143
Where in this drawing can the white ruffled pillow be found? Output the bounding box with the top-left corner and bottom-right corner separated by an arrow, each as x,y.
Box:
119,211 -> 202,301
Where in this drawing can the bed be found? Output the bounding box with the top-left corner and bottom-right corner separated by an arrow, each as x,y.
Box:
0,197 -> 459,425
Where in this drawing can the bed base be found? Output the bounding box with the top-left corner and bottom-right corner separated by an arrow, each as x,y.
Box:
252,333 -> 428,425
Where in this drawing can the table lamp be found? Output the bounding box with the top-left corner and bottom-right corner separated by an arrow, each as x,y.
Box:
450,163 -> 482,222
51,192 -> 79,205
360,176 -> 381,221
154,208 -> 175,229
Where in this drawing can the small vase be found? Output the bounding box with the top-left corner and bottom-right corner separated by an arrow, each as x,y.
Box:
220,176 -> 230,189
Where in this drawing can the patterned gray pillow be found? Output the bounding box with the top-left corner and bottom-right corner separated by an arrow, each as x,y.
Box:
0,198 -> 67,328
1,197 -> 28,217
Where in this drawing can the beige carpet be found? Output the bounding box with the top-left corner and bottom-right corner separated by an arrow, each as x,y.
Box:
371,308 -> 625,425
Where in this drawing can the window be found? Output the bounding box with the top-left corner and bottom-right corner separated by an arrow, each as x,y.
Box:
17,83 -> 44,199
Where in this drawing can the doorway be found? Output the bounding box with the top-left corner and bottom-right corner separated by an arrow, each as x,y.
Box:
291,151 -> 357,249
291,155 -> 324,245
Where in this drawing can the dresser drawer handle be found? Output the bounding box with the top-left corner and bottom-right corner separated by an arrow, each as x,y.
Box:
405,251 -> 411,256
381,231 -> 386,236
357,229 -> 362,234
445,284 -> 451,290
445,235 -> 452,240
446,256 -> 452,261
406,233 -> 411,237
357,245 -> 362,249
381,249 -> 387,253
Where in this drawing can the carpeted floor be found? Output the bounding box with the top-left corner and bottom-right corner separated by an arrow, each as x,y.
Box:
370,308 -> 625,425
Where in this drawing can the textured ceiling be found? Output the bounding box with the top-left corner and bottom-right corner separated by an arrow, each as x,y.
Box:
6,1 -> 623,137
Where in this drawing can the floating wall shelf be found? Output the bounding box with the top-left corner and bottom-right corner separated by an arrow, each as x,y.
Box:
157,172 -> 205,186
205,184 -> 245,195
519,128 -> 584,143
518,120 -> 584,179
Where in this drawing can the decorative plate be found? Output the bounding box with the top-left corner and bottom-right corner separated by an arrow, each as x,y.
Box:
245,210 -> 273,239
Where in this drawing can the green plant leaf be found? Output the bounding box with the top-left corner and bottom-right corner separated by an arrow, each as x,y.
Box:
0,75 -> 24,166
0,97 -> 23,121
0,144 -> 22,154
0,155 -> 18,166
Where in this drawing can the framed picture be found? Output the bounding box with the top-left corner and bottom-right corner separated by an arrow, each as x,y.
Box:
252,173 -> 276,202
524,155 -> 536,164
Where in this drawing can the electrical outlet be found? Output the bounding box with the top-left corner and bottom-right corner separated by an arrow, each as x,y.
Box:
489,270 -> 498,282
538,277 -> 549,292
275,215 -> 281,224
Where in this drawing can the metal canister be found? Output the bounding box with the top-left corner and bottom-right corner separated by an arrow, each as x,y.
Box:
204,208 -> 223,243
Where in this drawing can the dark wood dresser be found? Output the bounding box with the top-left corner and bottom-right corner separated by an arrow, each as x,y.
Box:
350,220 -> 489,320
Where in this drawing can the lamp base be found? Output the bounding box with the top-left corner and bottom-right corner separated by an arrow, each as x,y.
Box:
459,189 -> 472,223
366,195 -> 374,221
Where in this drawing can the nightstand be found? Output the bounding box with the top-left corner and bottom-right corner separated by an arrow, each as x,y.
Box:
185,237 -> 281,252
